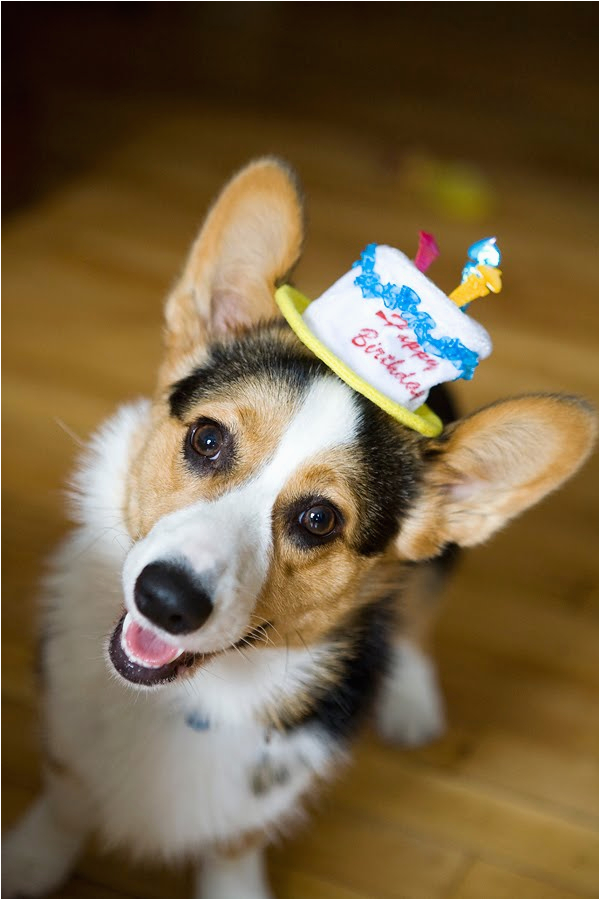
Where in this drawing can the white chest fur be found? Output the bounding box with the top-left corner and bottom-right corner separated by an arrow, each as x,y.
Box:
42,533 -> 336,860
38,401 -> 339,859
86,705 -> 332,858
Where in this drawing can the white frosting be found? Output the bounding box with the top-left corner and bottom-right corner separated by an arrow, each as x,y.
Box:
302,245 -> 492,412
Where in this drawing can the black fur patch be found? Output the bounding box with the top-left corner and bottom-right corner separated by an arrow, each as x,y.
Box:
432,541 -> 461,576
286,598 -> 394,743
350,396 -> 423,555
169,321 -> 329,419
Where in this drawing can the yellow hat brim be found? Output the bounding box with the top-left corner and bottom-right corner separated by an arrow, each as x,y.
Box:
275,285 -> 444,438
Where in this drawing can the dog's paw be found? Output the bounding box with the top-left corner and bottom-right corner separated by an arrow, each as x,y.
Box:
375,640 -> 446,747
2,798 -> 83,898
196,848 -> 272,899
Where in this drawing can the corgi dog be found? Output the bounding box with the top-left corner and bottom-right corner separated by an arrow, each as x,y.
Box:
2,158 -> 595,899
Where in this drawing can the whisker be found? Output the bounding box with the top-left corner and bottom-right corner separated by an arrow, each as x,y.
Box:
242,622 -> 272,645
294,628 -> 316,662
231,643 -> 253,664
54,417 -> 85,447
190,663 -> 227,684
71,527 -> 128,560
111,533 -> 131,554
251,628 -> 273,647
248,615 -> 284,643
237,635 -> 268,653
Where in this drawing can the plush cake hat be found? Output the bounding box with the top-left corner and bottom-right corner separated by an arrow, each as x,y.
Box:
275,234 -> 502,437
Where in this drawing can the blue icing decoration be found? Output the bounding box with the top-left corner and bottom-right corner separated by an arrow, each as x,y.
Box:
353,244 -> 480,380
185,712 -> 210,732
461,236 -> 500,282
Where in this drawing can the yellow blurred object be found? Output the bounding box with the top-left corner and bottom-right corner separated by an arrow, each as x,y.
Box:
404,155 -> 493,222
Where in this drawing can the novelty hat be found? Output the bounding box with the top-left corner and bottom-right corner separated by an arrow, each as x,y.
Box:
275,234 -> 502,437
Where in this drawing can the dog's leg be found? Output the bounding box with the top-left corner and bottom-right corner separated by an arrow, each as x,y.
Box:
195,846 -> 271,899
375,553 -> 456,746
376,636 -> 446,746
2,763 -> 92,897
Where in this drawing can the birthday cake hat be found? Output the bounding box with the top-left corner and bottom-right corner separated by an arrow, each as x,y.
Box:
275,234 -> 502,437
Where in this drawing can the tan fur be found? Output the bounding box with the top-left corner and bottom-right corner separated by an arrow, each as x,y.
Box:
396,394 -> 596,561
255,541 -> 373,648
251,453 -> 381,647
159,158 -> 303,389
125,382 -> 299,538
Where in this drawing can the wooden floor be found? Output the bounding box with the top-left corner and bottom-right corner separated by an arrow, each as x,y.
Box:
2,8 -> 598,899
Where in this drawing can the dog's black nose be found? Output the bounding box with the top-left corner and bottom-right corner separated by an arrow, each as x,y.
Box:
134,562 -> 213,635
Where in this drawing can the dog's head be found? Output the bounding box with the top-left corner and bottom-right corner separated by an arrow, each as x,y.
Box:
107,158 -> 595,689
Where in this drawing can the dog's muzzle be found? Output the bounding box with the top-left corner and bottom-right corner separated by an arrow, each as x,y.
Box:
107,560 -> 214,687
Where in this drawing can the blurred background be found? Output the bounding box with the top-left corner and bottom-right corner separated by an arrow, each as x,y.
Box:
3,4 -> 598,898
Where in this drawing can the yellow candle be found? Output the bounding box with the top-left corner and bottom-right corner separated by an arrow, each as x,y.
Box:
449,265 -> 502,308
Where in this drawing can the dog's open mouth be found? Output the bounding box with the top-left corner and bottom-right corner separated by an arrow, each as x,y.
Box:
108,612 -> 270,687
109,613 -> 194,686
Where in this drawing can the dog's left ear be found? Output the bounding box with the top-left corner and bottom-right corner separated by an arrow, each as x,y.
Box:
160,157 -> 303,384
396,394 -> 596,560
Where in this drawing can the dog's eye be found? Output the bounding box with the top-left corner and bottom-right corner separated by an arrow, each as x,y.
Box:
184,418 -> 233,475
299,505 -> 337,537
189,421 -> 224,460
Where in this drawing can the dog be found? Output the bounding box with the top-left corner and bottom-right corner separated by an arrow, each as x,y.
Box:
2,158 -> 595,899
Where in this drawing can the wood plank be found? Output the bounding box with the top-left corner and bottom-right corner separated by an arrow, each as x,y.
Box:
451,859 -> 582,900
269,805 -> 466,900
332,742 -> 598,896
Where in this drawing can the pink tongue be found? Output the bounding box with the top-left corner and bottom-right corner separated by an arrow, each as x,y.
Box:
124,618 -> 182,667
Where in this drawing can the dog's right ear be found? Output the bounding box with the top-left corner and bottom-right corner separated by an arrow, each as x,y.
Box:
159,157 -> 304,386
